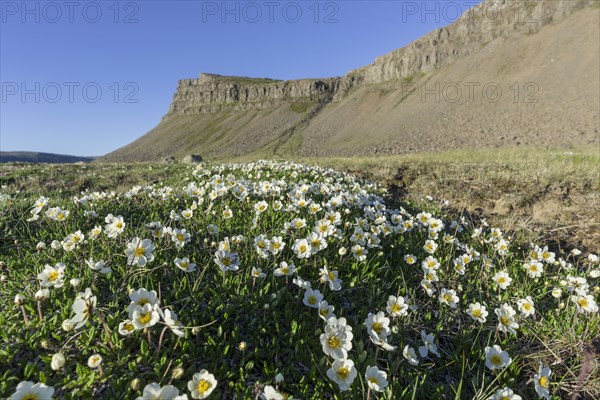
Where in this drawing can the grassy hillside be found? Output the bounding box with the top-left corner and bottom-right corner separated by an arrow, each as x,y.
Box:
0,152 -> 95,164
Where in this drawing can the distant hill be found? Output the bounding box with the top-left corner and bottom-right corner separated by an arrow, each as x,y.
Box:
0,152 -> 96,164
103,0 -> 599,162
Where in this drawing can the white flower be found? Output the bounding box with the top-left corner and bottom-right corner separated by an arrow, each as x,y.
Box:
318,300 -> 335,321
251,267 -> 266,279
292,239 -> 312,259
187,369 -> 217,399
492,271 -> 512,290
438,288 -> 459,308
403,345 -> 419,366
418,331 -> 440,358
572,294 -> 598,313
303,288 -> 323,308
51,353 -> 65,371
158,308 -> 185,337
365,311 -> 391,342
9,381 -> 54,400
386,295 -> 408,317
261,385 -> 284,400
533,363 -> 552,400
319,266 -> 342,291
88,354 -> 102,369
274,262 -> 296,277
326,358 -> 357,391
351,244 -> 368,261
136,382 -> 188,400
365,365 -> 388,392
292,276 -> 311,289
118,320 -> 137,336
127,288 -> 159,317
171,228 -> 191,248
105,214 -> 125,238
485,345 -> 511,370
551,287 -> 562,298
132,304 -> 160,329
68,288 -> 97,329
517,296 -> 535,317
495,303 -> 519,334
423,239 -> 438,254
320,317 -> 353,360
214,250 -> 239,272
126,238 -> 155,267
174,257 -> 197,273
524,261 -> 544,278
37,263 -> 66,288
490,387 -> 522,400
404,254 -> 417,265
466,302 -> 488,323
86,259 -> 111,274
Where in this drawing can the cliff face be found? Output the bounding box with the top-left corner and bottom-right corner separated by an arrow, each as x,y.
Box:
103,0 -> 599,162
353,0 -> 596,83
164,0 -> 595,117
166,73 -> 342,117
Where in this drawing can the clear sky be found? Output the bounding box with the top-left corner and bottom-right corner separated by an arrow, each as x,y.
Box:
0,0 -> 483,156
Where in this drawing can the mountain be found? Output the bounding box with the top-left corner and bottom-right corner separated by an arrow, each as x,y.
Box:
0,152 -> 96,164
102,0 -> 599,162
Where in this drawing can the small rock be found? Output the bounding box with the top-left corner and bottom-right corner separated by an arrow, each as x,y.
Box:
182,154 -> 203,164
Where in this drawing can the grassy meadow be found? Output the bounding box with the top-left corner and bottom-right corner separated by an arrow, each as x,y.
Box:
0,150 -> 598,399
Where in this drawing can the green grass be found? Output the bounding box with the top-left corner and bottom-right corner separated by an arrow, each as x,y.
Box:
0,160 -> 598,399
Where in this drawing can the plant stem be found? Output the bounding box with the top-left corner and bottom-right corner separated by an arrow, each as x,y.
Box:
37,301 -> 43,320
20,305 -> 29,324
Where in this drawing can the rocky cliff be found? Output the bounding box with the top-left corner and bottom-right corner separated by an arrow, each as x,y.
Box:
103,0 -> 599,162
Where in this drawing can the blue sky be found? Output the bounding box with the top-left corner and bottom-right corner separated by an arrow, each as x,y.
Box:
0,0 -> 483,156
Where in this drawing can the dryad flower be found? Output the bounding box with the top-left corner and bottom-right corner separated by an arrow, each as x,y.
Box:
533,363 -> 552,399
365,312 -> 391,343
517,296 -> 536,317
466,302 -> 488,323
126,238 -> 155,267
51,353 -> 66,371
132,303 -> 160,329
136,382 -> 188,400
10,381 -> 54,400
438,288 -> 459,308
68,288 -> 97,329
492,271 -> 512,290
485,345 -> 512,370
490,387 -> 522,400
320,317 -> 353,360
386,295 -> 408,317
572,294 -> 598,313
37,263 -> 66,288
403,345 -> 419,366
303,288 -> 323,308
418,331 -> 440,358
326,358 -> 357,391
174,257 -> 197,273
365,365 -> 388,392
88,354 -> 102,369
188,369 -> 217,399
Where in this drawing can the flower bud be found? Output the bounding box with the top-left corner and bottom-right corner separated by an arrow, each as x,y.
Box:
14,294 -> 25,305
62,320 -> 74,332
70,278 -> 81,288
171,366 -> 185,379
51,353 -> 65,371
35,289 -> 50,301
130,378 -> 142,391
41,340 -> 51,350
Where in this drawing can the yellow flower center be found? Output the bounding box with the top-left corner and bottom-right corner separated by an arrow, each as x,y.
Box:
391,304 -> 401,313
523,303 -> 532,310
368,377 -> 379,384
308,296 -> 316,305
538,376 -> 549,388
22,396 -> 39,400
139,313 -> 151,324
472,309 -> 482,318
498,277 -> 506,284
328,272 -> 336,281
115,222 -> 123,229
197,379 -> 211,393
48,271 -> 59,281
222,257 -> 232,266
578,298 -> 589,308
328,335 -> 341,349
176,234 -> 184,242
500,316 -> 510,326
135,247 -> 146,257
272,242 -> 280,249
281,267 -> 289,274
124,323 -> 135,331
443,293 -> 452,303
319,308 -> 329,317
312,239 -> 321,247
372,322 -> 383,334
337,367 -> 349,379
491,354 -> 503,366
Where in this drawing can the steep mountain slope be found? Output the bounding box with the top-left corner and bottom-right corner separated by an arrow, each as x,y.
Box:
103,0 -> 599,162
